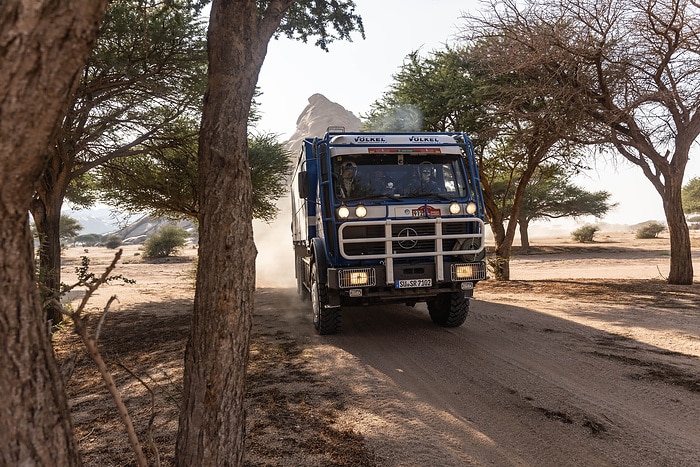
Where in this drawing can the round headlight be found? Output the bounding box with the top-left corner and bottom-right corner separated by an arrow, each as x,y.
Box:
355,204 -> 367,218
449,202 -> 461,215
338,205 -> 350,218
466,202 -> 477,214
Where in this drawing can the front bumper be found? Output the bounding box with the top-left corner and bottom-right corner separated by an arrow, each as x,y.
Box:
327,260 -> 486,304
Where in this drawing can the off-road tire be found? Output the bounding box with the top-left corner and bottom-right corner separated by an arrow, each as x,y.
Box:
310,263 -> 341,334
427,292 -> 469,327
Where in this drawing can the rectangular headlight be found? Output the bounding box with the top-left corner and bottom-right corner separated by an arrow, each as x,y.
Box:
451,262 -> 486,281
454,264 -> 474,279
338,268 -> 376,288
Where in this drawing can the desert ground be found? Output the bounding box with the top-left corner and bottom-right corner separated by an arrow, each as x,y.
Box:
53,229 -> 700,466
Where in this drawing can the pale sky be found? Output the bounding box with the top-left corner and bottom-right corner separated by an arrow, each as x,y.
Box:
254,0 -> 700,227
256,0 -> 475,139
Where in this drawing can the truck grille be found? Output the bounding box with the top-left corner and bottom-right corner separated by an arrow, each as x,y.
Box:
338,217 -> 484,260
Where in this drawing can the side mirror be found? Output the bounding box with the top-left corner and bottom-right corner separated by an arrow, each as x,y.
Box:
297,171 -> 309,198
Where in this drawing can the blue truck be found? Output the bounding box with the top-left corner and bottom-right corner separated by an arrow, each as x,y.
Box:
291,129 -> 487,334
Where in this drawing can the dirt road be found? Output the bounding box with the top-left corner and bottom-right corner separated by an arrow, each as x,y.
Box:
255,280 -> 700,466
58,234 -> 700,465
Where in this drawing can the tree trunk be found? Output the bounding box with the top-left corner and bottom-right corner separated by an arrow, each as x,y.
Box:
0,216 -> 82,465
519,218 -> 530,251
481,176 -> 510,280
663,177 -> 694,285
30,191 -> 66,326
0,1 -> 108,463
175,1 -> 291,464
482,163 -> 539,281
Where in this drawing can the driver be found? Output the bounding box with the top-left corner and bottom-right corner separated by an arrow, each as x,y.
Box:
408,161 -> 440,194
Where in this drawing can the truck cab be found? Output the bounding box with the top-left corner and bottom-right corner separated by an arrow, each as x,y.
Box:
291,130 -> 486,334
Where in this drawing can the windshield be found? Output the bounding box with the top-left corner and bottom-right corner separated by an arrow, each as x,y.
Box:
333,154 -> 469,201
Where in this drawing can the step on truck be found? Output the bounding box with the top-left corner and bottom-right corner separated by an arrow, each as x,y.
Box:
291,129 -> 487,334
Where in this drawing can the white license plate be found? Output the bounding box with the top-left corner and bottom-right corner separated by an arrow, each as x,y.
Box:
395,278 -> 432,289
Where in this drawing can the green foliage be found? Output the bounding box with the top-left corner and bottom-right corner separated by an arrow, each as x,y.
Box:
682,177 -> 700,214
363,47 -> 487,136
571,225 -> 599,243
636,222 -> 665,239
63,0 -> 208,207
98,119 -> 200,218
104,235 -> 123,249
519,164 -> 615,222
98,128 -> 292,222
143,225 -> 189,258
59,215 -> 83,241
277,0 -> 365,51
66,172 -> 100,209
249,132 -> 294,222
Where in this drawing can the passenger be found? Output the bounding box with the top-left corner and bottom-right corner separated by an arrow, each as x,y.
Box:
337,161 -> 360,198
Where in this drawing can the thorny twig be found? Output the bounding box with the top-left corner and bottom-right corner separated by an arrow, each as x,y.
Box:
119,362 -> 161,467
56,249 -> 148,467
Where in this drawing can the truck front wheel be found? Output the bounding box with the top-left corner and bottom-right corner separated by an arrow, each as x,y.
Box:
310,263 -> 341,335
427,292 -> 469,327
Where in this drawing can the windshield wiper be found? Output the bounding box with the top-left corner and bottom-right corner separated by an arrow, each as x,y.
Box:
362,193 -> 402,201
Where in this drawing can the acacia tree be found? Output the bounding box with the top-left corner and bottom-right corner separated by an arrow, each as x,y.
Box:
97,124 -> 293,222
0,2 -> 108,464
478,115 -> 584,279
31,0 -> 208,324
59,215 -> 84,245
364,48 -> 487,134
463,0 -> 698,284
365,47 -> 586,279
515,165 -> 615,249
175,1 -> 364,464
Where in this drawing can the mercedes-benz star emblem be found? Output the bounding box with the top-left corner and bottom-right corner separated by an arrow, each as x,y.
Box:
397,228 -> 418,249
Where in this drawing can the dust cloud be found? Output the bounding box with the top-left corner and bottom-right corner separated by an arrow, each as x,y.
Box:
254,194 -> 296,288
254,93 -> 362,289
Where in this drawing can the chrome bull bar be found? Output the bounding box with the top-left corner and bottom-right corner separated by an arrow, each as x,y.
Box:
338,217 -> 485,284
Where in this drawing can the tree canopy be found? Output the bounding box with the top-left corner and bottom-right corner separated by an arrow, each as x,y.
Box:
97,128 -> 293,222
59,215 -> 83,242
516,165 -> 615,248
364,45 -> 587,279
31,0 -> 209,323
364,48 -> 485,135
461,0 -> 698,284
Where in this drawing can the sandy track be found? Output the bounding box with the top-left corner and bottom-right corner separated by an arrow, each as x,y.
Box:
260,284 -> 700,466
57,232 -> 700,465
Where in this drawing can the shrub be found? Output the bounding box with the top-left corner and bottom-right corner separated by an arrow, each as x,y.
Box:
104,235 -> 122,249
572,225 -> 599,243
75,233 -> 102,246
636,222 -> 665,239
143,225 -> 188,258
